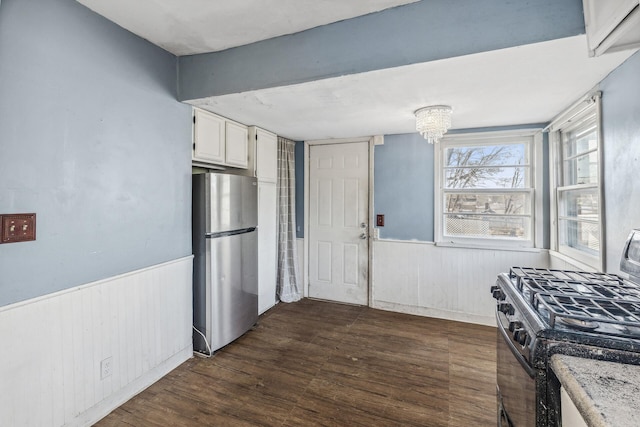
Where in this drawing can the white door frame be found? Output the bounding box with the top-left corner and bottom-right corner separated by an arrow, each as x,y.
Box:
303,136 -> 379,306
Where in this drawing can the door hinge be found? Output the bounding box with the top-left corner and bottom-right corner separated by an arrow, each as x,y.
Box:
193,142 -> 196,150
193,116 -> 196,124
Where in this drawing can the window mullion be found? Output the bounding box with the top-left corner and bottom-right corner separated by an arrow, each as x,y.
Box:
557,216 -> 599,224
557,183 -> 599,192
444,212 -> 532,218
562,148 -> 598,162
443,164 -> 531,169
444,188 -> 532,194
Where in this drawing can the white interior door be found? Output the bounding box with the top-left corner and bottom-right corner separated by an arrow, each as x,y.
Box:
308,142 -> 369,305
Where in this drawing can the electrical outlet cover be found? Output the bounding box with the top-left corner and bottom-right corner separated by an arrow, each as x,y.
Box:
100,357 -> 113,379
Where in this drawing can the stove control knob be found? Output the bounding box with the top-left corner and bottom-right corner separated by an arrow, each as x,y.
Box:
491,286 -> 505,300
513,329 -> 529,346
517,330 -> 529,346
513,328 -> 523,341
508,321 -> 521,332
498,302 -> 514,315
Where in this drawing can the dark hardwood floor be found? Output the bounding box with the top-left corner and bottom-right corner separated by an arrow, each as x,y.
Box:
95,299 -> 497,426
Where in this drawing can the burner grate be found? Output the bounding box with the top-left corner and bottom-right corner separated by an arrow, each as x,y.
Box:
519,277 -> 640,303
509,267 -> 623,290
534,293 -> 640,330
508,267 -> 640,335
509,266 -> 635,303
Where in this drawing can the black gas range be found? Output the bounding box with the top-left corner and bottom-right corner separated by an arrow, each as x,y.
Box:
493,229 -> 640,426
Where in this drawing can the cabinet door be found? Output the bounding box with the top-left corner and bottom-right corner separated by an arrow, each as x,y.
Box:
225,121 -> 249,169
583,0 -> 640,55
193,109 -> 225,164
258,182 -> 278,314
256,129 -> 278,183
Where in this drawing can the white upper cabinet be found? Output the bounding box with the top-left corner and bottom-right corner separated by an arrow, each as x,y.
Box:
192,108 -> 249,169
193,109 -> 225,164
225,121 -> 249,168
583,0 -> 640,56
192,109 -> 280,177
251,127 -> 278,183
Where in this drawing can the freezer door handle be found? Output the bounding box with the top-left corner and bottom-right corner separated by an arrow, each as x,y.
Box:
206,227 -> 257,239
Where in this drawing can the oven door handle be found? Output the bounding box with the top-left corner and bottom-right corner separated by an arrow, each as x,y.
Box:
497,309 -> 536,378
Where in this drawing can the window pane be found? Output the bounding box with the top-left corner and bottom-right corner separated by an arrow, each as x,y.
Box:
563,151 -> 598,185
444,215 -> 530,239
563,122 -> 597,158
445,144 -> 528,168
445,166 -> 529,189
559,219 -> 600,255
445,193 -> 530,215
559,188 -> 599,221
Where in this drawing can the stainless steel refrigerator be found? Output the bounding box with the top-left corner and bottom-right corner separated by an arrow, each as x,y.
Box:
192,172 -> 258,353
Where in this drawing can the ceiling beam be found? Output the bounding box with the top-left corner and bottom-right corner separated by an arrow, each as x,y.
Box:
177,0 -> 584,101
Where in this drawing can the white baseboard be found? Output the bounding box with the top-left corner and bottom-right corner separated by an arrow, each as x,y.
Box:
68,347 -> 192,426
372,300 -> 496,327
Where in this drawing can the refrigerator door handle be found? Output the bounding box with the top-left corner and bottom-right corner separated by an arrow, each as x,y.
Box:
206,227 -> 257,239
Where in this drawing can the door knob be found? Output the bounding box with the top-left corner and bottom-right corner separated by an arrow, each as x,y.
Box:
360,233 -> 367,240
360,222 -> 367,229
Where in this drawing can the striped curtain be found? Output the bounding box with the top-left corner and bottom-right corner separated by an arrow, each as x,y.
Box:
276,137 -> 302,302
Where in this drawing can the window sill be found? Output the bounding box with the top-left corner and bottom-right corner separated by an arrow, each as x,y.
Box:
549,250 -> 599,272
373,237 -> 435,245
435,241 -> 542,253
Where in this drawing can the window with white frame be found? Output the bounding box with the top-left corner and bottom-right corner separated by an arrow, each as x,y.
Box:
435,131 -> 541,248
549,93 -> 603,269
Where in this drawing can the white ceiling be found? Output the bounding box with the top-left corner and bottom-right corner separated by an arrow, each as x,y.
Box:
76,0 -> 419,55
191,36 -> 635,140
76,1 -> 636,141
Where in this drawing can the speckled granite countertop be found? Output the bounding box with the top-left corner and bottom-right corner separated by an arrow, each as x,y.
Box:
550,354 -> 640,427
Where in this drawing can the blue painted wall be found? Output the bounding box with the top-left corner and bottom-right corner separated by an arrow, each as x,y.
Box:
374,134 -> 434,241
600,51 -> 640,273
178,0 -> 584,100
0,0 -> 192,306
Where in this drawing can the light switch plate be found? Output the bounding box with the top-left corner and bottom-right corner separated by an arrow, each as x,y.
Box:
1,213 -> 36,244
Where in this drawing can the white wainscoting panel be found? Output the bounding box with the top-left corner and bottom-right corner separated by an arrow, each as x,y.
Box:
0,256 -> 193,427
372,241 -> 549,326
297,238 -> 305,297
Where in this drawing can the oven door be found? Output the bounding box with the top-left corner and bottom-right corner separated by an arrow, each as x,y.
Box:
496,310 -> 537,427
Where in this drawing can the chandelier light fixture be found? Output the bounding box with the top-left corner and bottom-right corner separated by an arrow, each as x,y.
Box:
415,105 -> 453,144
